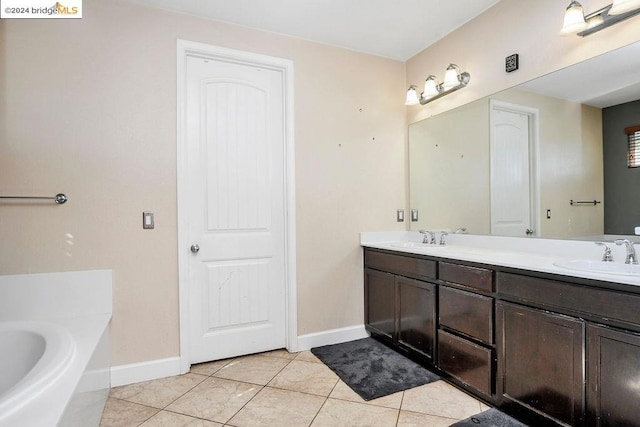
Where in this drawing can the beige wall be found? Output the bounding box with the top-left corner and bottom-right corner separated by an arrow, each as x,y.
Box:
406,0 -> 640,124
0,0 -> 406,366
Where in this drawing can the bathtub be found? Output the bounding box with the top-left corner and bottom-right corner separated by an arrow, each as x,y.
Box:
0,270 -> 112,427
0,321 -> 75,421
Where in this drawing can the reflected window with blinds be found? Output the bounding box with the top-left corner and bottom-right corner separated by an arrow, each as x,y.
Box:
626,125 -> 640,168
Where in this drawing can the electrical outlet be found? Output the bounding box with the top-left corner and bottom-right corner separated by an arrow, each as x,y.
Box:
411,209 -> 419,222
397,209 -> 404,222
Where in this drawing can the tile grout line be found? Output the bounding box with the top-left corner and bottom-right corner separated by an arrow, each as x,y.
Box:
308,395 -> 330,427
306,375 -> 341,426
395,391 -> 405,427
219,355 -> 297,425
220,383 -> 267,426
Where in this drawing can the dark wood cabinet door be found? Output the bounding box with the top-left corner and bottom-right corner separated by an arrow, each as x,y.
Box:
364,268 -> 395,340
587,324 -> 640,427
398,276 -> 436,360
497,302 -> 585,426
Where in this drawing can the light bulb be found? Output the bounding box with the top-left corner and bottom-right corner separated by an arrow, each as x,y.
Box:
560,0 -> 588,35
609,0 -> 640,15
423,76 -> 440,99
443,64 -> 461,91
405,86 -> 420,106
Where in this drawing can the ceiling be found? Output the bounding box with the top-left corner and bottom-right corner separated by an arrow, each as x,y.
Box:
129,0 -> 501,61
519,41 -> 640,108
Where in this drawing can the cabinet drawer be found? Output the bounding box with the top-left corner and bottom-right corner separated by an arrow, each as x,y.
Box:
439,286 -> 493,345
438,329 -> 493,395
439,262 -> 493,292
497,272 -> 640,329
365,249 -> 436,281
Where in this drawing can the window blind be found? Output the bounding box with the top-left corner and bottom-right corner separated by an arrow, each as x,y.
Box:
626,126 -> 640,168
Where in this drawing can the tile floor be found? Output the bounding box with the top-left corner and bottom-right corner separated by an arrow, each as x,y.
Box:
100,349 -> 491,426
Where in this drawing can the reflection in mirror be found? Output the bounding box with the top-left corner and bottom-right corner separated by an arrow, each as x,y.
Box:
409,41 -> 640,240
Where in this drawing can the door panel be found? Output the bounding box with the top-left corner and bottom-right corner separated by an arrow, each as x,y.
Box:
587,324 -> 640,427
364,268 -> 396,340
186,55 -> 286,363
497,302 -> 585,426
398,276 -> 436,360
205,81 -> 270,231
491,106 -> 533,237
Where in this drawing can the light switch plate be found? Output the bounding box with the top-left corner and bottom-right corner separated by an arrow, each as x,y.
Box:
143,211 -> 154,229
397,209 -> 404,222
411,209 -> 419,222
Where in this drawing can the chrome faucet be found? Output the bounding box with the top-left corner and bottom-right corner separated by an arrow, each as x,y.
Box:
454,227 -> 467,234
615,239 -> 638,264
439,231 -> 449,246
595,242 -> 614,262
419,230 -> 436,244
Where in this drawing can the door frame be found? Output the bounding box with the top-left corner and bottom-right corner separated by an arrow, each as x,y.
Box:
176,39 -> 297,373
489,99 -> 540,237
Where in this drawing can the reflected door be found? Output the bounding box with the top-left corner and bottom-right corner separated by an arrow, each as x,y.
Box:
490,102 -> 535,236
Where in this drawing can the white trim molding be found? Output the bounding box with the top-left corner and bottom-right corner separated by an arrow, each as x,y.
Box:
109,326 -> 367,386
296,325 -> 369,352
110,357 -> 182,387
176,39 -> 297,373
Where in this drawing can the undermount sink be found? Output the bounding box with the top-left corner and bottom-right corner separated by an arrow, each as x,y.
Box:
553,259 -> 640,276
389,242 -> 443,249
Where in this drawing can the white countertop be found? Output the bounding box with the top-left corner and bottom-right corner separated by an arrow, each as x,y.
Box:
361,231 -> 640,288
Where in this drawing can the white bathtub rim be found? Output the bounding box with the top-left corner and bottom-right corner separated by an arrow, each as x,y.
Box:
0,321 -> 76,421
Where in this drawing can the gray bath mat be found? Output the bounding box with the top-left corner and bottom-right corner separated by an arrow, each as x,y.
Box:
310,337 -> 439,401
451,408 -> 528,426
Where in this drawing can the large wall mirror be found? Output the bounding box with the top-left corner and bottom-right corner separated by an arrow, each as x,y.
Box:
409,41 -> 640,240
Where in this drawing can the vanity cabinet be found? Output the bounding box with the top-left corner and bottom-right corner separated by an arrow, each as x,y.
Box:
364,249 -> 437,361
363,247 -> 640,426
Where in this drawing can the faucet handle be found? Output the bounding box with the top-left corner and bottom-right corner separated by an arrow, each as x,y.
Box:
439,231 -> 449,246
615,239 -> 639,264
419,229 -> 435,244
595,242 -> 614,262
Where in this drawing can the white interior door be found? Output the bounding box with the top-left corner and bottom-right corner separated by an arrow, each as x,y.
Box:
185,54 -> 287,363
490,102 -> 536,237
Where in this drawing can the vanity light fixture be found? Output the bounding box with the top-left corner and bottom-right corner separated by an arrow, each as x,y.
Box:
405,64 -> 470,106
560,0 -> 640,36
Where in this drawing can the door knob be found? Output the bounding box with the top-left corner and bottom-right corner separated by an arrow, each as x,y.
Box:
190,244 -> 200,253
525,229 -> 534,236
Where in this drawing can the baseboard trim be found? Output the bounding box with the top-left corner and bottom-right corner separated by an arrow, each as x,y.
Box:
296,324 -> 369,351
110,356 -> 182,387
110,326 -> 368,386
